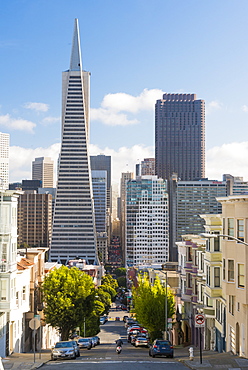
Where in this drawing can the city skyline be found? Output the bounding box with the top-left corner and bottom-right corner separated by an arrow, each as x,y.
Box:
1,1 -> 248,185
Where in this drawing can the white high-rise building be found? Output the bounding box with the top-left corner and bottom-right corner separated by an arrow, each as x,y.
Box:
50,19 -> 98,264
0,133 -> 9,190
32,157 -> 54,188
125,175 -> 169,267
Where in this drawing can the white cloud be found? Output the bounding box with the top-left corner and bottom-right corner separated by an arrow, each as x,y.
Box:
42,116 -> 61,125
91,88 -> 163,126
24,102 -> 49,112
206,141 -> 248,180
206,100 -> 223,114
242,105 -> 248,112
10,143 -> 61,184
0,114 -> 36,133
91,108 -> 139,126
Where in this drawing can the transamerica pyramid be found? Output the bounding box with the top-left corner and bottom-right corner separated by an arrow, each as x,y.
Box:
50,19 -> 98,265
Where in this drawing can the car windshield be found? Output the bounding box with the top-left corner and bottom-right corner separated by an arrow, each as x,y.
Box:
55,342 -> 73,348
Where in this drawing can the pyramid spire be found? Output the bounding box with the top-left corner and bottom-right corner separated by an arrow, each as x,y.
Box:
70,18 -> 82,71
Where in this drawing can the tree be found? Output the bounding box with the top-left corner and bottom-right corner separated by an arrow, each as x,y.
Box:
99,284 -> 116,302
114,267 -> 126,277
42,265 -> 95,340
101,274 -> 118,290
117,276 -> 127,288
96,287 -> 112,314
132,274 -> 175,341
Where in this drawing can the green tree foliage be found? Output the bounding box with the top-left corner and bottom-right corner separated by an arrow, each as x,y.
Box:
98,284 -> 116,302
95,288 -> 111,315
101,274 -> 118,290
42,266 -> 95,340
114,267 -> 126,277
117,276 -> 127,288
132,275 -> 175,341
82,299 -> 105,337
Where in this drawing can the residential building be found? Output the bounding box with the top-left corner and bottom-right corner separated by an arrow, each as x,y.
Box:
17,192 -> 52,248
50,19 -> 98,264
216,195 -> 248,357
155,93 -> 205,181
0,132 -> 9,190
0,189 -> 23,357
125,175 -> 169,267
32,157 -> 54,188
91,170 -> 107,233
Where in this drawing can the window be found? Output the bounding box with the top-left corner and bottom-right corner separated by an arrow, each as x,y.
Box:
238,263 -> 245,288
206,265 -> 211,286
214,237 -> 220,252
223,258 -> 226,280
0,280 -> 7,300
228,260 -> 234,282
228,218 -> 234,238
214,267 -> 221,287
229,295 -> 235,315
237,219 -> 244,242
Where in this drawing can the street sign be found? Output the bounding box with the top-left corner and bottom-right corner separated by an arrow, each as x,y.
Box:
29,318 -> 40,330
195,314 -> 205,328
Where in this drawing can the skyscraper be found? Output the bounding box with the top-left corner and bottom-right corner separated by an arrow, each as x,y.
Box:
0,132 -> 9,190
155,93 -> 205,181
32,157 -> 54,188
50,19 -> 98,264
90,155 -> 111,210
125,176 -> 169,267
91,170 -> 107,233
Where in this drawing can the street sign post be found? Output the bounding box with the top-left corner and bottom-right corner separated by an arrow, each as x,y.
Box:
195,314 -> 205,327
195,314 -> 205,364
29,318 -> 40,363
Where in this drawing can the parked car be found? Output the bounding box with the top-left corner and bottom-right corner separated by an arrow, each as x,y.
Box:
123,315 -> 129,322
51,341 -> 77,360
135,336 -> 149,348
77,338 -> 93,349
70,340 -> 80,356
100,316 -> 108,325
149,339 -> 174,358
91,336 -> 100,346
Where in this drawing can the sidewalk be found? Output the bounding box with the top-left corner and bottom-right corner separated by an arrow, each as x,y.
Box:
2,350 -> 51,370
175,345 -> 248,369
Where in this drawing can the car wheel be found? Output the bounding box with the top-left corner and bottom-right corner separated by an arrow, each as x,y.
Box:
170,354 -> 174,358
152,354 -> 155,358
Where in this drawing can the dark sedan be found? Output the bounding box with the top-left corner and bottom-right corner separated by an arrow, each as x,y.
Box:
149,339 -> 174,358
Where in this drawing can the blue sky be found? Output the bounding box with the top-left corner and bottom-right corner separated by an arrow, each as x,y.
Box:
1,0 -> 248,185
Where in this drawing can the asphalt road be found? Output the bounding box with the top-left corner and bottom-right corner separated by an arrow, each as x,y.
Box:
42,306 -> 189,370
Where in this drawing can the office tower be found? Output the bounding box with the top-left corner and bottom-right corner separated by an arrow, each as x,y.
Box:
155,93 -> 205,181
96,232 -> 108,264
120,172 -> 134,265
50,19 -> 98,264
138,158 -> 155,177
223,174 -> 248,195
0,132 -> 9,190
32,157 -> 54,188
170,176 -> 226,245
18,192 -> 52,248
21,180 -> 42,192
125,176 -> 169,267
91,170 -> 107,233
90,155 -> 111,210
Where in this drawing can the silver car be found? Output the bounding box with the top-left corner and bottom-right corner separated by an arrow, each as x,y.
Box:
51,341 -> 76,360
78,338 -> 92,349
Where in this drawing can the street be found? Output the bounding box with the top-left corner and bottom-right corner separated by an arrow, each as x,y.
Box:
42,306 -> 189,370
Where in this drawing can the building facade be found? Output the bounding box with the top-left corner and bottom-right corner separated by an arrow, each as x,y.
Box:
90,155 -> 111,211
32,157 -> 54,188
50,19 -> 98,264
91,170 -> 107,233
155,93 -> 205,181
125,176 -> 169,267
0,132 -> 9,190
17,192 -> 52,248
